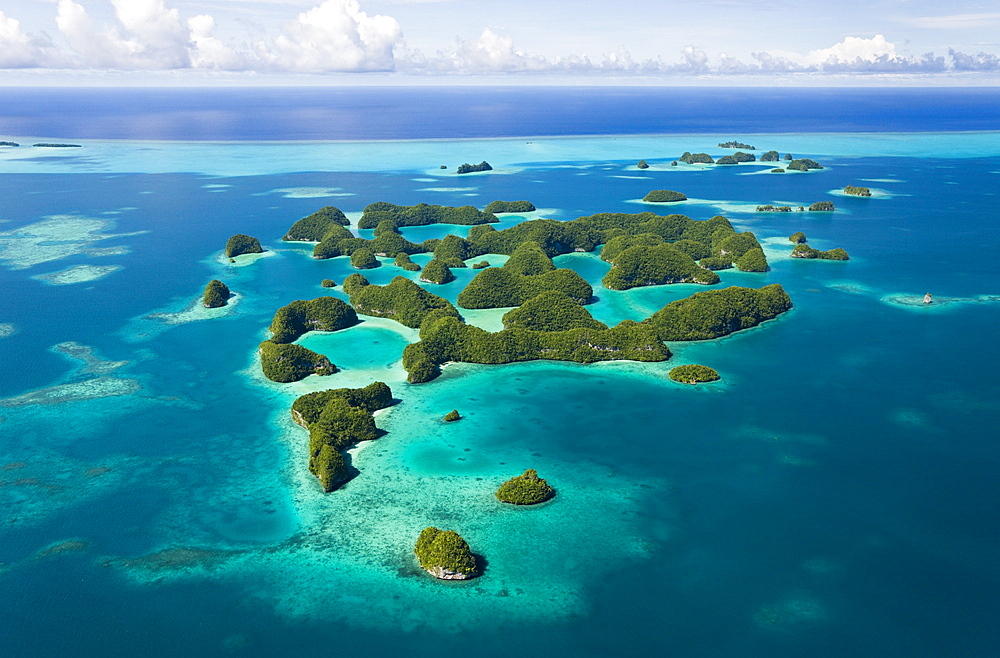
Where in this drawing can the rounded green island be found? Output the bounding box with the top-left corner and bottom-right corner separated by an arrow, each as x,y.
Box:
414,527 -> 479,580
643,189 -> 687,203
203,279 -> 230,308
495,469 -> 555,505
443,410 -> 461,422
668,364 -> 721,384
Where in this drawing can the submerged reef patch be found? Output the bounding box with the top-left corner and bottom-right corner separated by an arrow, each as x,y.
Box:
0,215 -> 143,270
32,264 -> 123,285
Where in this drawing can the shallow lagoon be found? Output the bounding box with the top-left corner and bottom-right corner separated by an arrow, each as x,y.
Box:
1,99 -> 999,656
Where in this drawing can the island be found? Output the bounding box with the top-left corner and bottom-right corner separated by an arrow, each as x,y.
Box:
643,190 -> 687,203
32,143 -> 82,148
719,141 -> 755,150
457,161 -> 493,174
484,200 -> 536,213
501,291 -> 607,331
786,159 -> 823,171
291,382 -> 393,491
679,152 -> 714,164
283,206 -> 350,241
760,150 -> 780,162
770,168 -> 786,173
602,242 -> 720,289
457,242 -> 592,309
756,205 -> 793,212
808,201 -> 835,211
394,253 -> 421,271
443,410 -> 461,422
0,141 -> 18,147
321,279 -> 337,288
791,244 -> 850,260
349,276 -> 461,328
716,156 -> 739,165
419,259 -> 456,284
342,273 -> 369,295
225,234 -> 263,258
202,280 -> 231,308
668,364 -> 720,384
843,185 -> 872,197
789,232 -> 807,244
357,202 -> 497,229
637,160 -> 649,169
495,469 -> 555,505
414,527 -> 479,580
269,296 -> 359,343
350,247 -> 379,269
259,340 -> 337,383
641,284 -> 792,341
471,261 -> 491,269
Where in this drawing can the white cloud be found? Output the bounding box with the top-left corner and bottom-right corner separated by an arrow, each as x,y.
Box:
262,0 -> 402,72
0,10 -> 57,67
188,14 -> 245,69
909,13 -> 1000,29
807,34 -> 897,66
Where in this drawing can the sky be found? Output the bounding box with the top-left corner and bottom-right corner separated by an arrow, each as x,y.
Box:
2,0 -> 1000,84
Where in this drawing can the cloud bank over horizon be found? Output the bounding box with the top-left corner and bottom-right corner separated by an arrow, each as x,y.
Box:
1,0 -> 999,81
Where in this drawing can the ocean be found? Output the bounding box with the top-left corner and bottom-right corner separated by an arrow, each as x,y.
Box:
0,87 -> 998,657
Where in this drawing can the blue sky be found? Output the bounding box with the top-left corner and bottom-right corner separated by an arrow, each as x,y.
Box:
2,0 -> 1000,83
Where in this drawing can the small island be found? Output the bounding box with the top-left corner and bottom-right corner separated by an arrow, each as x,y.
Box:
637,160 -> 649,169
495,469 -> 555,505
756,205 -> 793,212
414,527 -> 479,580
679,152 -> 714,164
321,279 -> 337,288
33,143 -> 82,148
225,234 -> 263,258
791,244 -> 850,260
394,253 -> 421,272
719,141 -> 755,150
0,141 -> 18,147
259,340 -> 337,383
786,159 -> 823,171
203,280 -> 231,308
717,155 -> 739,165
350,247 -> 379,269
471,260 -> 490,269
484,200 -> 536,213
419,259 -> 456,284
642,189 -> 687,203
789,232 -> 807,244
843,185 -> 872,197
668,364 -> 720,384
457,161 -> 493,174
760,150 -> 780,162
269,296 -> 358,343
443,410 -> 461,422
808,201 -> 835,211
283,206 -> 350,242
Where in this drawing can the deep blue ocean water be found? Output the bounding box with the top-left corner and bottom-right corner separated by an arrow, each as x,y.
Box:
0,87 -> 999,657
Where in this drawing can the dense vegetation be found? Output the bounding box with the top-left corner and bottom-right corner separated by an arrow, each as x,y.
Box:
225,234 -> 263,258
394,252 -> 421,271
472,260 -> 491,269
414,527 -> 478,579
668,364 -> 721,383
358,202 -> 497,229
349,247 -> 378,269
501,291 -> 607,331
789,232 -> 808,244
312,224 -> 355,259
680,152 -> 714,164
291,382 -> 393,492
719,141 -> 755,150
791,244 -> 850,260
457,242 -> 592,309
637,159 -> 649,169
642,284 -> 792,341
603,243 -> 720,289
787,159 -> 824,171
843,185 -> 872,197
349,276 -> 461,328
760,150 -> 780,162
321,279 -> 337,288
269,296 -> 359,343
756,205 -> 793,212
283,206 -> 350,241
699,256 -> 733,270
643,189 -> 687,203
259,340 -> 337,383
716,155 -> 739,165
484,200 -> 536,213
342,273 -> 369,296
443,410 -> 461,422
732,151 -> 756,162
735,247 -> 769,272
420,259 -> 456,284
403,316 -> 670,383
808,201 -> 835,211
495,469 -> 555,505
457,161 -> 493,174
203,279 -> 230,308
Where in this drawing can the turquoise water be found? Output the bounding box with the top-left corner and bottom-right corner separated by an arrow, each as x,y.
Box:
2,101 -> 1000,655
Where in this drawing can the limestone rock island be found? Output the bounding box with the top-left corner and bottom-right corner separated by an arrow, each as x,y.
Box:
414,527 -> 479,580
495,469 -> 555,505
